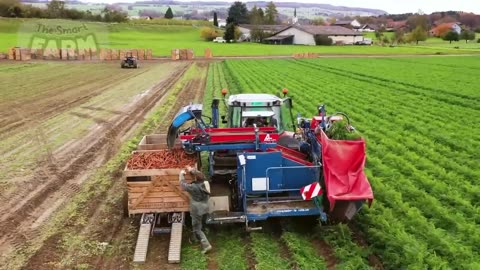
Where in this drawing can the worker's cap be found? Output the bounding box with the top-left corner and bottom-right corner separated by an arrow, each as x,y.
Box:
192,171 -> 206,181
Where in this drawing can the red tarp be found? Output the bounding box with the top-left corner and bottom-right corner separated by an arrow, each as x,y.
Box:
318,130 -> 374,211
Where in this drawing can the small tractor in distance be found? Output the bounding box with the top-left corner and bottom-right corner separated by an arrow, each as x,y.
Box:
121,53 -> 138,69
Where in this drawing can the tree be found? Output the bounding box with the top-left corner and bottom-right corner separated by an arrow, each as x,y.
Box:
102,7 -> 128,22
224,22 -> 236,42
406,14 -> 429,31
264,1 -> 278,25
213,12 -> 218,27
327,17 -> 337,24
459,30 -> 476,43
393,29 -> 405,44
382,36 -> 390,45
310,17 -> 325,26
227,1 -> 248,24
314,35 -> 332,46
47,0 -> 65,18
200,27 -> 220,41
258,8 -> 264,22
374,29 -> 384,40
164,7 -> 174,19
251,28 -> 268,42
410,26 -> 427,44
249,5 -> 264,25
443,31 -> 459,43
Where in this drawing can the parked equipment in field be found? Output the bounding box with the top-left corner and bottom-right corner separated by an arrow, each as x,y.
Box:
124,90 -> 374,263
121,55 -> 138,68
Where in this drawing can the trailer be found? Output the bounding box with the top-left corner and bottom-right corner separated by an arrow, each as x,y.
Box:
124,139 -> 194,264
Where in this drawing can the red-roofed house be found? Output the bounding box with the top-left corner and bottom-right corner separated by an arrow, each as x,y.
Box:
430,23 -> 462,37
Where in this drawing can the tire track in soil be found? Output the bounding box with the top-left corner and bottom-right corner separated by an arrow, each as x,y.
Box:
0,63 -> 191,263
311,238 -> 338,270
268,219 -> 299,270
243,235 -> 257,270
47,62 -> 209,270
0,67 -> 153,140
348,223 -> 384,270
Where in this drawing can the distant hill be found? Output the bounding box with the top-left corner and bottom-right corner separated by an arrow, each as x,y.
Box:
21,0 -> 387,19
134,1 -> 387,16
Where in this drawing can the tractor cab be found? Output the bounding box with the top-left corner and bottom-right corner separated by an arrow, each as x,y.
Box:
225,94 -> 294,133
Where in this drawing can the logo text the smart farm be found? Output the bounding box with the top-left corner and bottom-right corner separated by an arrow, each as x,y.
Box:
18,20 -> 108,51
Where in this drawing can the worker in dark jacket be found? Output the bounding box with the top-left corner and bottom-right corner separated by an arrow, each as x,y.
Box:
179,166 -> 212,254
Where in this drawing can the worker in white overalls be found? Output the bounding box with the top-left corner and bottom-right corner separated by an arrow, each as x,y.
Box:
179,166 -> 212,254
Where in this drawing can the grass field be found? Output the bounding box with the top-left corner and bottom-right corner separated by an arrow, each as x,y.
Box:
2,18 -> 480,57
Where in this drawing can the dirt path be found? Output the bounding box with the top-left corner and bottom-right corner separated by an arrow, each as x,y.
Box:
8,62 -> 209,270
0,62 -> 191,266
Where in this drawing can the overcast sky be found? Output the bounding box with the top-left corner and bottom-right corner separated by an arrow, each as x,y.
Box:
81,0 -> 480,14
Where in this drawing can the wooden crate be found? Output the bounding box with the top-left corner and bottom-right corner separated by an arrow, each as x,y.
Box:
8,48 -> 15,60
204,48 -> 213,59
34,49 -> 44,60
186,49 -> 194,60
60,49 -> 68,60
124,149 -> 198,215
137,49 -> 145,60
111,49 -> 118,60
91,48 -> 98,60
67,48 -> 76,60
171,49 -> 179,60
180,49 -> 187,60
138,134 -> 181,150
20,48 -> 31,61
146,49 -> 153,60
126,174 -> 192,215
15,48 -> 21,61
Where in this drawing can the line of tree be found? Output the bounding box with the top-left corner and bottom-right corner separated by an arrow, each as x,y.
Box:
223,1 -> 279,43
0,0 -> 128,22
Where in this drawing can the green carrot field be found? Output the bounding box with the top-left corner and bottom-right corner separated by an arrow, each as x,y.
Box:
193,56 -> 480,269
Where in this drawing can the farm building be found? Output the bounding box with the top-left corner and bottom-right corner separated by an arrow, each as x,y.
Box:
238,24 -> 288,40
430,23 -> 462,36
265,25 -> 363,45
332,19 -> 361,29
359,24 -> 379,32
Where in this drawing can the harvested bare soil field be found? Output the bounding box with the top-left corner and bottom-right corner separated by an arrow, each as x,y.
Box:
0,60 -> 203,269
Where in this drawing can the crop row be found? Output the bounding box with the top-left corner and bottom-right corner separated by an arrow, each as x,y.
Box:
220,57 -> 480,269
219,60 -> 379,269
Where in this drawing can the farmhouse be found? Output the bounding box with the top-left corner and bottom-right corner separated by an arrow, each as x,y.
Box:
264,25 -> 363,45
332,19 -> 361,29
430,23 -> 462,36
359,24 -> 379,32
238,24 -> 288,40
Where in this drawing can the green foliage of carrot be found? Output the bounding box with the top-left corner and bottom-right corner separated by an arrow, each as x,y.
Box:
326,120 -> 362,140
281,231 -> 327,270
216,57 -> 480,269
250,232 -> 292,270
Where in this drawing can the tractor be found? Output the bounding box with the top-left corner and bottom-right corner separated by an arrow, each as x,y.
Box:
121,54 -> 138,69
166,89 -> 374,229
